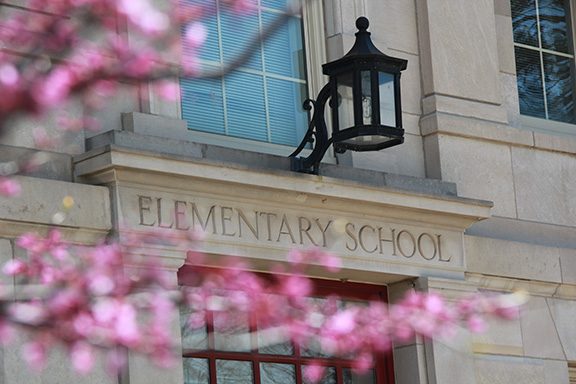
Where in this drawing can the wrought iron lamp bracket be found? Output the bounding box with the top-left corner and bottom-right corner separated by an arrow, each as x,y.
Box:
289,83 -> 334,174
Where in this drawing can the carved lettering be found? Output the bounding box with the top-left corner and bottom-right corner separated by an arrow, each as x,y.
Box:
191,203 -> 217,234
298,217 -> 318,246
221,206 -> 236,236
260,212 -> 277,241
133,196 -> 455,264
378,227 -> 396,256
156,198 -> 173,229
138,195 -> 155,226
397,230 -> 416,258
345,223 -> 358,251
438,235 -> 451,262
277,215 -> 296,244
174,200 -> 190,230
417,233 -> 437,260
359,225 -> 378,254
314,219 -> 332,248
238,209 -> 259,239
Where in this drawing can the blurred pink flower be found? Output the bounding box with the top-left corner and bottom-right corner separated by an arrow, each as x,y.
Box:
0,177 -> 21,197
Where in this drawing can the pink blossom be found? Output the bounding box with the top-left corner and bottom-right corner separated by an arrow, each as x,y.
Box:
22,341 -> 47,371
303,363 -> 325,383
467,315 -> 485,334
184,22 -> 207,49
325,309 -> 357,334
71,342 -> 95,375
0,177 -> 21,197
0,64 -> 19,86
2,259 -> 26,276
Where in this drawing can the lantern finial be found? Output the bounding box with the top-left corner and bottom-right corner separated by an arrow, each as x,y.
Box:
356,17 -> 369,31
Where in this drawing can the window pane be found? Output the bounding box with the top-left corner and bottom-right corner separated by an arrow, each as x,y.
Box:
262,12 -> 305,79
216,360 -> 254,384
260,362 -> 296,384
264,0 -> 288,11
342,368 -> 376,384
180,305 -> 209,350
515,46 -> 546,119
184,358 -> 211,384
181,75 -> 226,134
511,0 -> 539,47
225,71 -> 268,142
213,310 -> 252,352
302,366 -> 337,384
378,72 -> 395,127
220,3 -> 262,71
183,0 -> 220,63
538,0 -> 570,53
337,73 -> 355,130
267,78 -> 308,146
544,53 -> 575,123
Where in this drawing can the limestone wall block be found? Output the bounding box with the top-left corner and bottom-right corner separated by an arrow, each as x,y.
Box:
416,0 -> 501,104
351,132 -> 425,178
520,296 -> 565,359
437,135 -> 516,217
495,14 -> 516,75
475,355 -> 546,384
547,298 -> 576,361
511,147 -> 576,227
464,236 -> 562,283
559,248 -> 576,285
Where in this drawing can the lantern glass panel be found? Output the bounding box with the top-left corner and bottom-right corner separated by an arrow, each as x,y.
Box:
379,71 -> 395,127
361,70 -> 372,125
337,72 -> 355,130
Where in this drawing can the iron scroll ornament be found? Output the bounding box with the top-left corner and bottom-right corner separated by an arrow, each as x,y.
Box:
288,83 -> 333,174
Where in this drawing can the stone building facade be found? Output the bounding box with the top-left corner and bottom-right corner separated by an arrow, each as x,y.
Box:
1,0 -> 575,383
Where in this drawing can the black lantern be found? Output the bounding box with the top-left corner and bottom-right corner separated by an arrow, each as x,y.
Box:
290,17 -> 408,174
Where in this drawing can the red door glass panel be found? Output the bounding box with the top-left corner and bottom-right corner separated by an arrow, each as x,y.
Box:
179,267 -> 395,384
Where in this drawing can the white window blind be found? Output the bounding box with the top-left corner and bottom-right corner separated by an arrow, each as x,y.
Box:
180,0 -> 309,147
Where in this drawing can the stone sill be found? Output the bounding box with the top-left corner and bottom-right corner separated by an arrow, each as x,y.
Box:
84,129 -> 459,197
421,112 -> 576,154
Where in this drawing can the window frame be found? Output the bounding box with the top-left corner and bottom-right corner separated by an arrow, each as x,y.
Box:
176,0 -> 334,162
512,0 -> 576,131
178,267 -> 396,384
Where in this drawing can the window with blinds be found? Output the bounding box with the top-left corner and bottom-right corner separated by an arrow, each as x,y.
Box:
511,0 -> 576,124
180,0 -> 309,148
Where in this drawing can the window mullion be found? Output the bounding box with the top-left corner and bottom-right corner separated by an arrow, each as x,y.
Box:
215,0 -> 229,136
258,1 -> 272,144
534,0 -> 550,119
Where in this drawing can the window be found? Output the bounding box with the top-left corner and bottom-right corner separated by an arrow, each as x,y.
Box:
570,362 -> 576,384
178,270 -> 395,384
511,0 -> 576,124
179,0 -> 312,149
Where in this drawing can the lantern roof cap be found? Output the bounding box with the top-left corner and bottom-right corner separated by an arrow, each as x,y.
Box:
323,17 -> 407,75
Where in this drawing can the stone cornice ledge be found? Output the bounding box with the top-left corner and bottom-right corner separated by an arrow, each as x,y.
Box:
74,145 -> 492,231
466,273 -> 576,300
0,175 -> 112,242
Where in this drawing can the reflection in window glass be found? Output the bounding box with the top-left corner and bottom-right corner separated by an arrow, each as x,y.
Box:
511,0 -> 575,124
180,303 -> 209,350
213,311 -> 252,352
260,363 -> 296,384
342,368 -> 376,384
183,358 -> 210,384
216,360 -> 254,384
302,366 -> 337,384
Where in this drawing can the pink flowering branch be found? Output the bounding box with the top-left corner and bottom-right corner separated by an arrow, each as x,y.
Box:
0,0 -> 300,196
0,228 -> 526,379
